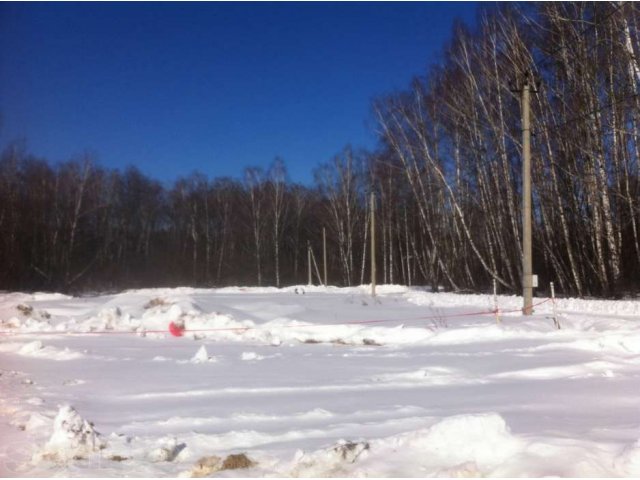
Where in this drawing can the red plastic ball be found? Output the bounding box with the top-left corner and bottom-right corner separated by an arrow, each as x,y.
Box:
168,321 -> 185,337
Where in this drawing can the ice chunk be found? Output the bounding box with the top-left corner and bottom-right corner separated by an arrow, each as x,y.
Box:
191,345 -> 213,364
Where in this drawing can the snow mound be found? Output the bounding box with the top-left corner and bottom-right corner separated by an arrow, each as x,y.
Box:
618,438 -> 640,476
373,366 -> 483,386
37,405 -> 106,462
0,341 -> 84,361
148,436 -> 188,462
24,412 -> 52,431
241,351 -> 264,361
396,413 -> 522,469
31,292 -> 71,301
19,340 -> 45,354
1,316 -> 21,329
9,410 -> 52,432
559,333 -> 640,355
140,304 -> 208,334
290,441 -> 371,477
0,293 -> 54,334
288,413 -> 522,477
80,306 -> 139,332
0,293 -> 42,320
20,341 -> 83,360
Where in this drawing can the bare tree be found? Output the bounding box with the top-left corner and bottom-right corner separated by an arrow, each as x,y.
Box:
245,167 -> 266,286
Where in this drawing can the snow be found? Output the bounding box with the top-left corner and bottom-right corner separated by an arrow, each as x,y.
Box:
1,285 -> 640,476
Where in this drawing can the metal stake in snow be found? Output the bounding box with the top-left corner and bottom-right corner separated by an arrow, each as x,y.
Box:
550,282 -> 560,329
307,241 -> 312,286
310,247 -> 323,285
493,279 -> 500,324
323,227 -> 328,286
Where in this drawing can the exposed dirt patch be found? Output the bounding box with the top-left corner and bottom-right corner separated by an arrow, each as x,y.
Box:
144,298 -> 168,309
16,304 -> 33,316
222,453 -> 255,470
109,455 -> 129,462
187,453 -> 255,477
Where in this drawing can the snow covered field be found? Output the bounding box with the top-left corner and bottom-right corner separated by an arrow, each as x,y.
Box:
1,285 -> 640,477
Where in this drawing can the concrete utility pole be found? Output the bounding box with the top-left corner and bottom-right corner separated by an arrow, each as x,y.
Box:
370,191 -> 376,297
521,72 -> 533,315
323,227 -> 327,286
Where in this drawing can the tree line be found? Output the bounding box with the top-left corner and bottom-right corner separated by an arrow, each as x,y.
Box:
1,2 -> 639,297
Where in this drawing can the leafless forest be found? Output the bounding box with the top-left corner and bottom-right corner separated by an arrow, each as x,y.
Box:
1,3 -> 639,297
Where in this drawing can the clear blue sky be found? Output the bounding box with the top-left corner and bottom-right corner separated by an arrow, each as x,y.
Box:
0,2 -> 478,185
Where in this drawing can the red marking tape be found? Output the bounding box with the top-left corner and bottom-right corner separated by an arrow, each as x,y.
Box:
0,298 -> 551,337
